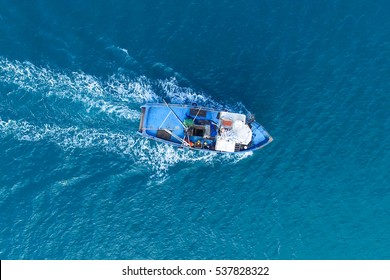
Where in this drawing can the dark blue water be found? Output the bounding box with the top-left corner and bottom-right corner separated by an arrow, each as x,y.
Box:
1,0 -> 389,259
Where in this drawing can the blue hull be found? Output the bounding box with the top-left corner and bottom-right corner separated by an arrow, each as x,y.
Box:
138,103 -> 273,153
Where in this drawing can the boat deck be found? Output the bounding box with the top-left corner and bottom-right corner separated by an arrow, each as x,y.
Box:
138,103 -> 273,153
144,104 -> 219,144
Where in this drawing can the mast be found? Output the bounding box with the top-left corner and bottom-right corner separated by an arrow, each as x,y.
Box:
162,99 -> 186,129
191,106 -> 203,124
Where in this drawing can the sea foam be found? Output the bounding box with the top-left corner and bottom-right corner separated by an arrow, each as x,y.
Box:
0,58 -> 252,180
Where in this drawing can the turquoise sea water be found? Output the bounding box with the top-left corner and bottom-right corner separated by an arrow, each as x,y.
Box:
0,0 -> 389,259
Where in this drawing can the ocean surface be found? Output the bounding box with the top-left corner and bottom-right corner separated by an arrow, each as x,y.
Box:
0,0 -> 389,260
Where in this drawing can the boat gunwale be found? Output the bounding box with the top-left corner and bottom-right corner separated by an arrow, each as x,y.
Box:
137,103 -> 273,154
136,130 -> 273,153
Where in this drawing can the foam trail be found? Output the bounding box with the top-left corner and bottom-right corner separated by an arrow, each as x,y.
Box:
0,58 -> 158,121
105,75 -> 159,104
158,78 -> 222,108
0,58 -> 252,180
159,79 -> 256,125
159,78 -> 255,115
0,118 -> 251,180
0,119 -> 137,152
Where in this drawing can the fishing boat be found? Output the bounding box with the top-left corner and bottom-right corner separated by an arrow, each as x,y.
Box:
137,101 -> 273,153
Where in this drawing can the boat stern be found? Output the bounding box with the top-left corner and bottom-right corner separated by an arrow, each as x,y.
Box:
138,106 -> 146,133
